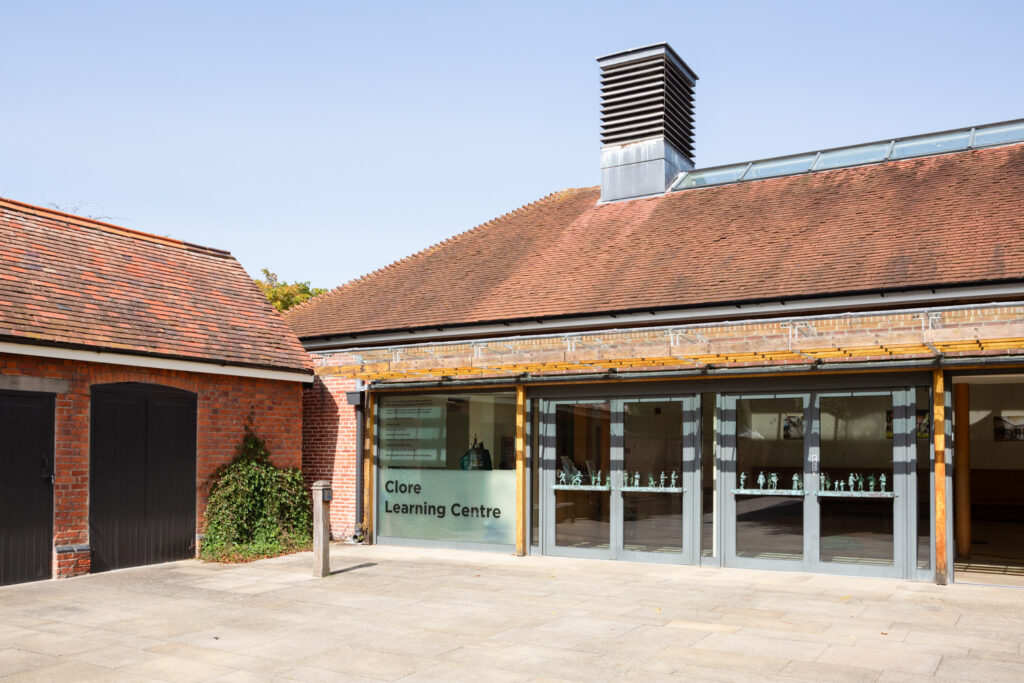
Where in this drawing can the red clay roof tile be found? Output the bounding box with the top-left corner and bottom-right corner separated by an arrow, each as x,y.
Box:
0,198 -> 312,373
285,144 -> 1024,340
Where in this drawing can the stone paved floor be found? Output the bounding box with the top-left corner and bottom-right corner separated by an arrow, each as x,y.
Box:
2,544 -> 1024,681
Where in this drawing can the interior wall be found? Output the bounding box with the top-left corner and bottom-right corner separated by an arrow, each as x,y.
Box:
967,383 -> 1024,507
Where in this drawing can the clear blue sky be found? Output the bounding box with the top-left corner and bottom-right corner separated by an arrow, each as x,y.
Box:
3,1 -> 1023,290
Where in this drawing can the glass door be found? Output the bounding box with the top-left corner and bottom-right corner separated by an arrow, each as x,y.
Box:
542,401 -> 613,558
541,397 -> 700,563
722,394 -> 810,571
619,397 -> 700,564
813,391 -> 910,579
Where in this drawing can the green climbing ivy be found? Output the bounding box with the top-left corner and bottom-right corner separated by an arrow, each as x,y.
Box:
200,425 -> 312,562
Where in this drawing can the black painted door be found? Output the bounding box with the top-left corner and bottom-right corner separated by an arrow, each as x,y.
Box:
0,391 -> 54,586
90,384 -> 196,572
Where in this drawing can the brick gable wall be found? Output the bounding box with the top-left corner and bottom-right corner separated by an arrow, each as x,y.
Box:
301,353 -> 361,541
1,352 -> 303,579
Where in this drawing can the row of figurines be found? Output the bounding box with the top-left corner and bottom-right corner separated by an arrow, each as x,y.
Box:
739,471 -> 887,492
556,470 -> 680,488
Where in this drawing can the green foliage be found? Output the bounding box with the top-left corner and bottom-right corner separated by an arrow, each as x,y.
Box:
255,268 -> 327,312
201,425 -> 312,562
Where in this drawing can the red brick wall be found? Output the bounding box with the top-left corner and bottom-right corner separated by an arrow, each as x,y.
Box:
302,353 -> 360,541
1,352 -> 303,579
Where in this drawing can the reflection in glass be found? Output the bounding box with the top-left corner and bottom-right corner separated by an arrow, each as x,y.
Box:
735,397 -> 805,559
554,404 -> 610,549
377,392 -> 517,544
622,401 -> 682,553
819,395 -> 894,565
916,387 -> 932,569
890,131 -> 970,160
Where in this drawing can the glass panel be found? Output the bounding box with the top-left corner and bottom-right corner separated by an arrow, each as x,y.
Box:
554,403 -> 611,549
530,400 -> 539,547
818,394 -> 895,565
735,397 -> 805,559
675,164 -> 748,189
743,154 -> 816,180
890,131 -> 970,160
622,401 -> 683,553
814,142 -> 891,171
973,121 -> 1024,148
916,387 -> 932,569
377,393 -> 517,544
701,393 -> 716,557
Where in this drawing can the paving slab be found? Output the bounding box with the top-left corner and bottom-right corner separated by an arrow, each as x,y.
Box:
1,543 -> 1024,681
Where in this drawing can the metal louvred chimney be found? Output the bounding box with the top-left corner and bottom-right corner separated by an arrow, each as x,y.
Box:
597,43 -> 698,202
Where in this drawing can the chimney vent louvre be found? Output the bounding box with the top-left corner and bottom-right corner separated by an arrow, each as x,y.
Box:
597,43 -> 698,202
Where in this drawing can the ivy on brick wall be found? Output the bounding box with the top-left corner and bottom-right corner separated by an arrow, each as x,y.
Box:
200,425 -> 312,562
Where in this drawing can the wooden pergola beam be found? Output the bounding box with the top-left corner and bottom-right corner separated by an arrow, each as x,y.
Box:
934,369 -> 948,584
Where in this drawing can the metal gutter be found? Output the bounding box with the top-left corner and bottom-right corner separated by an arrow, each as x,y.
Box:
302,283 -> 1024,351
0,341 -> 314,383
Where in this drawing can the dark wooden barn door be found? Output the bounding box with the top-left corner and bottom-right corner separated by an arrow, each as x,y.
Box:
90,384 -> 196,572
0,391 -> 54,586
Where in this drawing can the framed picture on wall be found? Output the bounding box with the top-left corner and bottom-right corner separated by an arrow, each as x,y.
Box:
782,415 -> 803,440
885,410 -> 930,439
993,415 -> 1024,441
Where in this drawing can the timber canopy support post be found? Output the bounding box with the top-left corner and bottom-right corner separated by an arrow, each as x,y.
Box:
954,383 -> 971,559
934,369 -> 948,585
515,385 -> 527,556
363,393 -> 375,545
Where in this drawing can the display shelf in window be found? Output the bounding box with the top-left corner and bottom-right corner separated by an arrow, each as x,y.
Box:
552,484 -> 612,492
816,490 -> 897,499
731,488 -> 806,497
620,486 -> 685,493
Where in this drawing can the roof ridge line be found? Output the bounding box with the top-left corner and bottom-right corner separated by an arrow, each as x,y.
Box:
0,196 -> 233,257
285,187 -> 597,318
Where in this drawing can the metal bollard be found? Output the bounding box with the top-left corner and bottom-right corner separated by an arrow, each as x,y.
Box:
311,480 -> 332,577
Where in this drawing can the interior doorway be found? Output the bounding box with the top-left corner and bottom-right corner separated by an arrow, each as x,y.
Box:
954,377 -> 1024,585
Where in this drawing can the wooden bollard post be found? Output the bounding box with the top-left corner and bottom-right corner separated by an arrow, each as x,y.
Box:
312,480 -> 332,578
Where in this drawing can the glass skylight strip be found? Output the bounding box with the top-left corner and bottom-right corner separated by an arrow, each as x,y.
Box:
890,131 -> 970,160
675,164 -> 749,189
973,120 -> 1024,148
813,142 -> 891,171
743,154 -> 817,180
669,117 -> 1024,193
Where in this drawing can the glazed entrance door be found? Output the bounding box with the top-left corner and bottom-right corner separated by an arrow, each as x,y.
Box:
722,394 -> 810,571
619,397 -> 700,563
540,397 -> 700,563
543,401 -> 613,559
721,391 -> 914,578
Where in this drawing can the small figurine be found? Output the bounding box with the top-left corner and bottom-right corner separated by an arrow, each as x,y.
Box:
868,474 -> 876,492
770,472 -> 778,490
593,470 -> 602,487
819,473 -> 826,489
670,471 -> 678,488
740,472 -> 747,489
839,480 -> 845,492
647,473 -> 656,488
880,473 -> 887,492
633,472 -> 640,487
833,480 -> 840,492
848,473 -> 855,492
659,471 -> 666,488
571,471 -> 582,487
558,471 -> 566,485
757,471 -> 767,490
792,473 -> 800,490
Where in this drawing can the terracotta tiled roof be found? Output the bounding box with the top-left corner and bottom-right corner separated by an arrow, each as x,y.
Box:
286,144 -> 1024,340
0,198 -> 312,373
